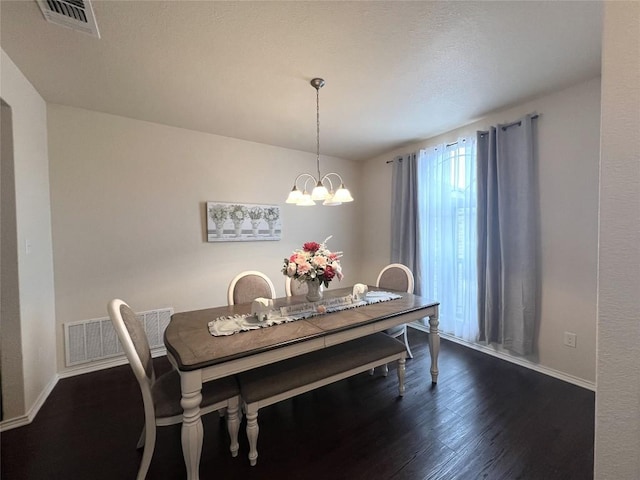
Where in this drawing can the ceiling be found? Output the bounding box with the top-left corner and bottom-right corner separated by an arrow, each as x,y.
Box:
0,1 -> 602,161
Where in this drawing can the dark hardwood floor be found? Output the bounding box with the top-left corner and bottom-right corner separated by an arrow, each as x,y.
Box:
1,330 -> 594,480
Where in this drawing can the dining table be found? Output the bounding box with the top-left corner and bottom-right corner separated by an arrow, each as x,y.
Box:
164,286 -> 440,480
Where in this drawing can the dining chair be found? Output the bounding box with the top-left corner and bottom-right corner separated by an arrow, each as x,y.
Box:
376,263 -> 415,359
284,276 -> 308,297
227,271 -> 276,305
107,299 -> 241,480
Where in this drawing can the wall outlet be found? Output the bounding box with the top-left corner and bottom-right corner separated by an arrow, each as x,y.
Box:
563,331 -> 577,348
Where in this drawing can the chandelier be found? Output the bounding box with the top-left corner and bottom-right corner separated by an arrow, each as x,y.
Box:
285,78 -> 354,206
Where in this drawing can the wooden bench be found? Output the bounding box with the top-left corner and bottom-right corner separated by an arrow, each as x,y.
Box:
236,332 -> 407,466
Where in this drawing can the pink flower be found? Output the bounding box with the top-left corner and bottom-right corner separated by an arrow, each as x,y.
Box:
294,253 -> 308,265
303,242 -> 320,252
312,255 -> 328,268
332,262 -> 344,280
324,266 -> 335,280
297,262 -> 311,274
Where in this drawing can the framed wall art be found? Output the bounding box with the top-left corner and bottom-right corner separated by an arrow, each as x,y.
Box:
206,202 -> 281,242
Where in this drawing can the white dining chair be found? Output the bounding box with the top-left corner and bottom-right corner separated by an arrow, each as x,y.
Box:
107,299 -> 241,480
376,263 -> 415,359
227,271 -> 277,306
284,276 -> 308,297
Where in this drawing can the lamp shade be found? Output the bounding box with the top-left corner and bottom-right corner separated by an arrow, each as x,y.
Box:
286,187 -> 303,204
297,193 -> 316,206
323,193 -> 342,206
332,185 -> 354,203
311,182 -> 329,200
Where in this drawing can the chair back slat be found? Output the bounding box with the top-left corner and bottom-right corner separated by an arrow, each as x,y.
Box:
119,304 -> 154,380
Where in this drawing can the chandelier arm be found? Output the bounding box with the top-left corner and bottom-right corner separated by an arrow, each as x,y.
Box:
293,172 -> 318,189
321,172 -> 345,185
320,175 -> 335,192
303,176 -> 315,191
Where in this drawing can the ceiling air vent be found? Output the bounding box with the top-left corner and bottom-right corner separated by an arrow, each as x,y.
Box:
36,0 -> 100,38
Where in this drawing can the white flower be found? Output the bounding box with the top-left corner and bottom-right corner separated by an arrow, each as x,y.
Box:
209,205 -> 228,222
264,207 -> 279,221
248,207 -> 263,220
287,262 -> 297,276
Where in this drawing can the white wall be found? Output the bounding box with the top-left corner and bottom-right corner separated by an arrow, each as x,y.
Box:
359,77 -> 601,384
595,2 -> 640,478
1,98 -> 24,420
47,105 -> 360,373
0,50 -> 57,420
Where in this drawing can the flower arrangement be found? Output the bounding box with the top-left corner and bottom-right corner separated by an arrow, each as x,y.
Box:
230,204 -> 248,222
248,206 -> 263,220
208,205 -> 228,223
264,207 -> 279,222
282,236 -> 343,287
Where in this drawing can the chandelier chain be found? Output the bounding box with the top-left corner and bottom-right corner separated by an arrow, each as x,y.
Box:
316,85 -> 321,180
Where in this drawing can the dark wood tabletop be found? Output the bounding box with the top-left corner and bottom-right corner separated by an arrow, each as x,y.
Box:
164,286 -> 438,371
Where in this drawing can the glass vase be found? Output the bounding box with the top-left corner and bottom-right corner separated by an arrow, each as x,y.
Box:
306,279 -> 324,302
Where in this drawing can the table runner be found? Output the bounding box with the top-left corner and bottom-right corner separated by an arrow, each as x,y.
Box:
208,291 -> 402,336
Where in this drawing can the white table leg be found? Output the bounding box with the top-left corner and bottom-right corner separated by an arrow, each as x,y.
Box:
226,398 -> 240,458
428,309 -> 440,383
246,409 -> 259,466
180,371 -> 203,480
397,357 -> 406,396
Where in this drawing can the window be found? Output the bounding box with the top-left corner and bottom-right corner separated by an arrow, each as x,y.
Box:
417,139 -> 478,341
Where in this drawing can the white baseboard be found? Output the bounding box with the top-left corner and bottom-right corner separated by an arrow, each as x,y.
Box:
409,323 -> 596,392
0,347 -> 167,431
0,372 -> 59,432
0,413 -> 32,431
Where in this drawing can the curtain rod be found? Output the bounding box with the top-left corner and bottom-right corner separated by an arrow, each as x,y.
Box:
386,113 -> 540,163
385,137 -> 467,163
445,137 -> 468,148
386,152 -> 417,164
479,113 -> 540,136
500,113 -> 539,131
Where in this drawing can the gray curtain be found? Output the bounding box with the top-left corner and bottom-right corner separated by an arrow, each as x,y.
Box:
477,114 -> 539,355
390,152 -> 422,294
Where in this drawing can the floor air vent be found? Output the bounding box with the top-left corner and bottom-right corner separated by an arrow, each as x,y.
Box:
36,0 -> 101,38
64,307 -> 173,366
